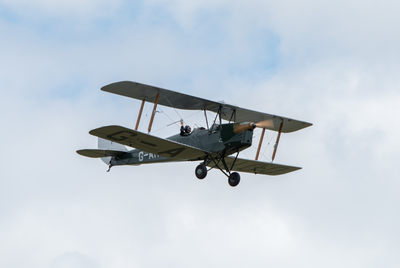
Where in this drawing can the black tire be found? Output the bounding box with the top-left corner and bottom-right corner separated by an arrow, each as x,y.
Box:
228,172 -> 240,187
195,164 -> 207,179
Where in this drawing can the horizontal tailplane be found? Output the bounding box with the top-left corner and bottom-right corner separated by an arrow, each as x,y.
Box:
76,138 -> 128,165
76,149 -> 126,158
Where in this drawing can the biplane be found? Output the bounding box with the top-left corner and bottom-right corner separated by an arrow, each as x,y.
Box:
77,81 -> 312,187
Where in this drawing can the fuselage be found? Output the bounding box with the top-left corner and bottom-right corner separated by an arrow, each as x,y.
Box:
110,123 -> 254,166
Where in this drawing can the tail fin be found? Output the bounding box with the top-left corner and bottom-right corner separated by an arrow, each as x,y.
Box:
97,138 -> 128,164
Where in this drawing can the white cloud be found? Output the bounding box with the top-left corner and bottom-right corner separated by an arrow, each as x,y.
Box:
147,0 -> 400,63
1,1 -> 400,267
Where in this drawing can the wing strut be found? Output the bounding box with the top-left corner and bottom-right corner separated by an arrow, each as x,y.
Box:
148,93 -> 160,133
272,120 -> 284,161
204,109 -> 209,129
255,128 -> 266,160
135,99 -> 145,130
211,105 -> 222,127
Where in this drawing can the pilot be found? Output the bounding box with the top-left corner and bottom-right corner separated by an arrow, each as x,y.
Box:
180,120 -> 191,136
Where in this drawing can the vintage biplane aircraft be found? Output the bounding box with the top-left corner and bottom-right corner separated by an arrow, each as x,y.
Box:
77,81 -> 312,187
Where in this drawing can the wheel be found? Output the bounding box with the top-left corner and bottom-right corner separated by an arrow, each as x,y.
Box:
228,172 -> 240,187
195,164 -> 207,179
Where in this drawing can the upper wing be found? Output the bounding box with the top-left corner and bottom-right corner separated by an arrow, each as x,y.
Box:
101,81 -> 312,133
208,156 -> 301,176
89,125 -> 208,161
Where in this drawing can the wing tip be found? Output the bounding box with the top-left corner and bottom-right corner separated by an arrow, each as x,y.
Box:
101,81 -> 137,92
89,125 -> 125,136
282,121 -> 313,133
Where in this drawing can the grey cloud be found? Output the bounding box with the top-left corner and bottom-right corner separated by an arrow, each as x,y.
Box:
49,252 -> 99,268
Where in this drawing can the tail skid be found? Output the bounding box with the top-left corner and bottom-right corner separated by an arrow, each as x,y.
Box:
77,138 -> 129,172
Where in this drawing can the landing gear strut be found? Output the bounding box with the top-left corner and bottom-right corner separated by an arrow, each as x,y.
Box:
202,151 -> 242,187
195,163 -> 207,179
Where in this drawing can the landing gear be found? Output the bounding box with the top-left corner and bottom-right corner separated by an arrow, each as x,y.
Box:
195,163 -> 208,179
203,151 -> 242,187
228,172 -> 240,187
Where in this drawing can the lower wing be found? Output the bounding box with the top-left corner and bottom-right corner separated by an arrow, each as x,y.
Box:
208,156 -> 301,176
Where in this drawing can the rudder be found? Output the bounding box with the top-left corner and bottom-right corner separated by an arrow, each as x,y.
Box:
98,138 -> 127,164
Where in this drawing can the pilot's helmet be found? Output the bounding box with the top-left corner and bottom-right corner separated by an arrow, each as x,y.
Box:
185,125 -> 191,134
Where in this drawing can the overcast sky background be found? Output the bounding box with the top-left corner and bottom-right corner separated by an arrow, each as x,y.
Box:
1,0 -> 399,267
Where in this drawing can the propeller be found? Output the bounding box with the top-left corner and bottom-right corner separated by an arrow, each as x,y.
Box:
233,120 -> 274,133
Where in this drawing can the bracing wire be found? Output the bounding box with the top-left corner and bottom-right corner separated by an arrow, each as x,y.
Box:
163,94 -> 184,122
263,132 -> 276,161
151,109 -> 181,134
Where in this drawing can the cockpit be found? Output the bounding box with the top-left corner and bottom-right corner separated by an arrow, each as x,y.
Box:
180,125 -> 191,136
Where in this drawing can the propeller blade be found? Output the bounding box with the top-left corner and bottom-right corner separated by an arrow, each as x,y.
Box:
254,119 -> 274,129
233,120 -> 274,134
233,122 -> 254,133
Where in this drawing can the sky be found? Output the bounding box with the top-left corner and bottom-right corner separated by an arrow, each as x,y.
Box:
1,0 -> 399,267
